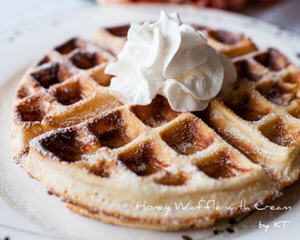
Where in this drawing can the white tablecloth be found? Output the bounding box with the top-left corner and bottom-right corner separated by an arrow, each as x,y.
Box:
1,0 -> 300,34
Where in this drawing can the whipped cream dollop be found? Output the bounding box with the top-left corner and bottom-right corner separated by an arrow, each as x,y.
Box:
105,11 -> 237,111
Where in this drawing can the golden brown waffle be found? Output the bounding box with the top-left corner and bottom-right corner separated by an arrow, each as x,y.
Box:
12,38 -> 121,156
94,24 -> 257,58
203,48 -> 300,186
10,24 -> 300,231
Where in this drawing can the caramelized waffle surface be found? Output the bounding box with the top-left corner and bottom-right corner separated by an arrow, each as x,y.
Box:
12,38 -> 120,156
204,48 -> 300,186
11,25 -> 300,231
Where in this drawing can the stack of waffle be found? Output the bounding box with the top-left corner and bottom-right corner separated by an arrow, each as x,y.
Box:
11,24 -> 300,230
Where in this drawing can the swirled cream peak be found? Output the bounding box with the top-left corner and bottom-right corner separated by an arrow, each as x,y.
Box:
105,11 -> 237,111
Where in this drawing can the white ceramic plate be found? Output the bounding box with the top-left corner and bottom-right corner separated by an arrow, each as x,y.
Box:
1,5 -> 300,240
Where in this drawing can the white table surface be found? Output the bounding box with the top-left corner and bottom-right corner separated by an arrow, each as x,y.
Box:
1,0 -> 300,34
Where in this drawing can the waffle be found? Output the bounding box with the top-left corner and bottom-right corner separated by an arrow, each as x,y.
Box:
94,24 -> 257,58
12,38 -> 120,156
10,24 -> 300,231
202,48 -> 300,186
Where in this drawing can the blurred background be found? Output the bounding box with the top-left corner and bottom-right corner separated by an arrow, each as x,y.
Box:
0,0 -> 299,33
